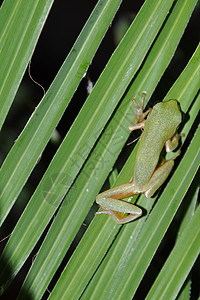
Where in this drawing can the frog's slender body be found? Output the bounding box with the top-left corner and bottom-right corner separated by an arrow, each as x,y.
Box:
96,94 -> 182,224
133,101 -> 181,189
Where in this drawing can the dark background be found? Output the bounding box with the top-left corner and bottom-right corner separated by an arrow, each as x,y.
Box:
0,0 -> 199,299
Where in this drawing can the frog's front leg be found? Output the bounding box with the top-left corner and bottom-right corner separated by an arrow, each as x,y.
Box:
128,92 -> 152,131
96,183 -> 142,224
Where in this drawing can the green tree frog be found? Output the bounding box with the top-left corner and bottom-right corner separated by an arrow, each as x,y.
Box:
96,93 -> 182,224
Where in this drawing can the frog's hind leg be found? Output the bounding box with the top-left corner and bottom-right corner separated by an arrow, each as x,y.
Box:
96,183 -> 142,224
144,154 -> 179,198
96,208 -> 142,224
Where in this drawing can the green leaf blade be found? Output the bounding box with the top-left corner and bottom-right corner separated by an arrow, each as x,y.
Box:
146,205 -> 200,300
0,0 -> 123,226
0,0 -> 54,130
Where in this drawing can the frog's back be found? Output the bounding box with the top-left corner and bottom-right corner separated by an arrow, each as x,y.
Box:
133,100 -> 181,188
